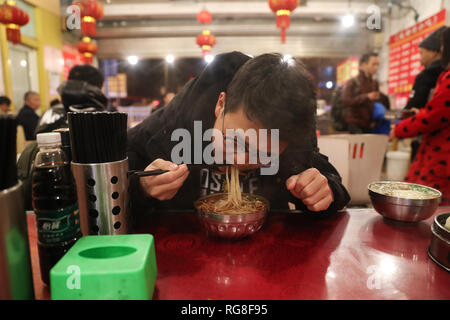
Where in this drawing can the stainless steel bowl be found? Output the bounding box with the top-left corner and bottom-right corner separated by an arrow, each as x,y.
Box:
194,193 -> 269,239
368,181 -> 441,222
428,212 -> 450,272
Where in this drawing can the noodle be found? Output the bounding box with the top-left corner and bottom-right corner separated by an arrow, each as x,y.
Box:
369,183 -> 440,200
197,166 -> 265,215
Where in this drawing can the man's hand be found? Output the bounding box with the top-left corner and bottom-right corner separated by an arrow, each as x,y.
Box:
140,159 -> 189,201
367,91 -> 380,101
286,168 -> 334,212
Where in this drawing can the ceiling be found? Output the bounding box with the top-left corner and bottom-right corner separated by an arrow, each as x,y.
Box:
63,0 -> 390,59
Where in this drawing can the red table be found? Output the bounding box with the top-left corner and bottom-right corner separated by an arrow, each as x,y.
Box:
27,208 -> 450,300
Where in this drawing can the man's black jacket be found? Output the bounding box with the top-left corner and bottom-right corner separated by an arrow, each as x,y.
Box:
16,105 -> 39,140
404,59 -> 444,110
127,51 -> 350,215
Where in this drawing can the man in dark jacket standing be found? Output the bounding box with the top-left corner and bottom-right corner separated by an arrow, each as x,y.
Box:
16,91 -> 40,140
404,27 -> 445,112
342,52 -> 380,133
127,52 -> 350,216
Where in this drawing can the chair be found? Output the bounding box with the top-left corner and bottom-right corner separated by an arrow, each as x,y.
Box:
319,134 -> 389,205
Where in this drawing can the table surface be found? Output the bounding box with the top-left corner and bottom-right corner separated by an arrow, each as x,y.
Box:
27,208 -> 450,300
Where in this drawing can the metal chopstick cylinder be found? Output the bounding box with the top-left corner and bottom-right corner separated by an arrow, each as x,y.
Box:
68,111 -> 131,236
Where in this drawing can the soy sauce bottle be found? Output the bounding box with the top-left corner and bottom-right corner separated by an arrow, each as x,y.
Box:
32,132 -> 81,285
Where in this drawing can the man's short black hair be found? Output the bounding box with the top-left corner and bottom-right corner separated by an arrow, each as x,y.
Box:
24,91 -> 39,101
50,98 -> 61,107
441,27 -> 450,68
360,52 -> 379,64
225,53 -> 316,145
0,96 -> 11,106
68,65 -> 104,88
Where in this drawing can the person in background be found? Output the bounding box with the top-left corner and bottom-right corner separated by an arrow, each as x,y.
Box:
18,64 -> 107,210
404,27 -> 445,112
16,91 -> 40,140
403,27 -> 445,161
390,26 -> 450,206
35,65 -> 106,135
342,52 -> 380,134
0,96 -> 12,115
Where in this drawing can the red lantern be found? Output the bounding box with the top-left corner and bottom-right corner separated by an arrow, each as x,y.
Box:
77,37 -> 98,64
0,0 -> 29,44
196,30 -> 216,57
73,0 -> 104,37
268,0 -> 299,43
197,9 -> 212,24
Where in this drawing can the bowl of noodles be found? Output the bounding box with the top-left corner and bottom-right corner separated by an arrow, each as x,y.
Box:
368,181 -> 442,222
194,167 -> 269,239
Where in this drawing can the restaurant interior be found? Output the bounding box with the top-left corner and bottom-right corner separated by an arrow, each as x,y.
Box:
0,0 -> 449,302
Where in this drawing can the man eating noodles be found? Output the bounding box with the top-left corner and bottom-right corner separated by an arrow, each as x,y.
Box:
127,52 -> 350,214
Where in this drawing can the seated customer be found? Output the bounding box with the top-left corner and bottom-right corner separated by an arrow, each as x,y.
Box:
128,52 -> 350,214
16,91 -> 40,140
0,96 -> 12,115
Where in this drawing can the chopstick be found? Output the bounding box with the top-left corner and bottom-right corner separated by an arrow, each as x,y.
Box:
128,163 -> 273,179
128,169 -> 169,178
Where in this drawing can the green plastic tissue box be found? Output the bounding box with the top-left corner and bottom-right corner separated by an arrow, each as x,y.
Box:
50,234 -> 157,300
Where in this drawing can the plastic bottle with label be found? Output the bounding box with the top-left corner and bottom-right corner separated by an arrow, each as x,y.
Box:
32,132 -> 81,285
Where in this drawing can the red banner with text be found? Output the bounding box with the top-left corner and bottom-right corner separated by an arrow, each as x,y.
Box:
337,57 -> 359,86
62,44 -> 84,80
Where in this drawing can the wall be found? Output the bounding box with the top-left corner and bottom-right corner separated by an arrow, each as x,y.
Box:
0,0 -> 63,113
24,0 -> 60,16
34,4 -> 63,110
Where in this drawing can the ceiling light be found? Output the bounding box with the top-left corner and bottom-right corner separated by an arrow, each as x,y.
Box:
204,54 -> 214,63
20,60 -> 27,67
283,54 -> 292,62
127,55 -> 139,65
326,81 -> 334,89
165,55 -> 175,63
341,14 -> 355,28
282,54 -> 295,66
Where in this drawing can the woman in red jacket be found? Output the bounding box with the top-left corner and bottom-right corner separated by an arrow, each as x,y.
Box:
391,27 -> 450,205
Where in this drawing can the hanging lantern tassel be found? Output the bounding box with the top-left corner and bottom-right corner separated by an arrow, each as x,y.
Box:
77,36 -> 98,65
268,0 -> 299,43
6,23 -> 20,44
276,10 -> 291,44
196,30 -> 216,57
201,45 -> 211,57
81,16 -> 97,37
82,52 -> 93,65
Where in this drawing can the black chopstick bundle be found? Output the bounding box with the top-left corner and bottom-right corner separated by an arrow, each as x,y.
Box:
67,112 -> 128,164
0,115 -> 18,191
